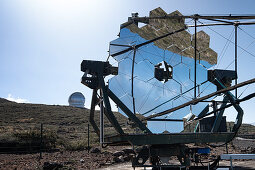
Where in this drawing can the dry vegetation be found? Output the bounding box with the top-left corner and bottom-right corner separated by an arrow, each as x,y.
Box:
0,98 -> 129,152
1,98 -> 255,169
1,97 -> 255,152
182,119 -> 255,135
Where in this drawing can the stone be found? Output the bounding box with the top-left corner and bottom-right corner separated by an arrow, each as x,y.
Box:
43,162 -> 63,170
123,155 -> 132,162
119,155 -> 124,162
113,156 -> 122,163
112,151 -> 125,157
101,151 -> 111,155
122,148 -> 135,155
90,147 -> 100,153
104,162 -> 112,165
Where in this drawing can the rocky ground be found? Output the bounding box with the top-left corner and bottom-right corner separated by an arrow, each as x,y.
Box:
1,98 -> 255,169
0,146 -> 133,169
0,137 -> 255,169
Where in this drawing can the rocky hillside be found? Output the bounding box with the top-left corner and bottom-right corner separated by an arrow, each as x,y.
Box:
0,98 -> 129,150
1,98 -> 254,147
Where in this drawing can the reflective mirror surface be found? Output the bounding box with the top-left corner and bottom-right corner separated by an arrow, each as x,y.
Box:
108,8 -> 217,133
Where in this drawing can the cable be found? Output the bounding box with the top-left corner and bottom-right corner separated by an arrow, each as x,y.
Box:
238,27 -> 255,57
141,80 -> 208,115
215,27 -> 235,69
138,48 -> 164,62
200,21 -> 255,58
239,26 -> 255,40
238,84 -> 250,98
114,76 -> 133,105
118,72 -> 181,96
137,81 -> 157,113
136,50 -> 155,71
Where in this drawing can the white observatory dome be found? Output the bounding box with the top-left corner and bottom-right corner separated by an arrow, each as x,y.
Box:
68,92 -> 85,108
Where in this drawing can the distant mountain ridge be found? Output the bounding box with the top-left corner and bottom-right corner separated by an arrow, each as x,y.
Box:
1,97 -> 254,136
0,98 -> 13,103
0,97 -> 129,145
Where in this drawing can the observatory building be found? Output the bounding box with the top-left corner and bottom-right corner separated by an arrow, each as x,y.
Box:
68,92 -> 85,108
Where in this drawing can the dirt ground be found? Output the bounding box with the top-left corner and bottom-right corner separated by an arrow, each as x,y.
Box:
0,151 -> 111,169
1,137 -> 255,169
1,98 -> 255,169
0,146 -> 128,169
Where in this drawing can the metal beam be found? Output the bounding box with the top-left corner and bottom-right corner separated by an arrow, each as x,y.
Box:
142,80 -> 208,115
131,15 -> 255,21
214,79 -> 244,133
108,87 -> 152,134
194,18 -> 197,99
195,92 -> 255,121
121,15 -> 255,28
235,24 -> 238,97
188,23 -> 232,27
100,89 -> 104,145
188,21 -> 255,27
211,96 -> 228,132
89,89 -> 100,137
197,105 -> 209,119
145,78 -> 255,120
99,78 -> 124,135
104,132 -> 235,146
131,47 -> 136,114
147,118 -> 183,122
111,27 -> 187,57
221,154 -> 255,160
203,18 -> 234,24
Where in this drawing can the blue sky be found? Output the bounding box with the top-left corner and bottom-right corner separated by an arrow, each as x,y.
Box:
1,0 -> 255,123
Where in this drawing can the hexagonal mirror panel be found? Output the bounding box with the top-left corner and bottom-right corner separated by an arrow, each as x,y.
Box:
108,8 -> 217,133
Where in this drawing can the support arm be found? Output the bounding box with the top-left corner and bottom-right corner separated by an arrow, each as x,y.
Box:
214,79 -> 244,133
89,89 -> 100,137
99,78 -> 125,135
108,87 -> 152,134
211,96 -> 228,132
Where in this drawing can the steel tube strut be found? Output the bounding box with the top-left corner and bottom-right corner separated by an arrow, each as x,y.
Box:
147,118 -> 183,122
121,15 -> 255,29
194,18 -> 197,99
99,78 -> 124,135
111,27 -> 187,57
211,96 -> 228,132
107,87 -> 152,134
131,47 -> 137,114
89,89 -> 100,137
195,92 -> 255,121
188,21 -> 255,28
214,79 -> 243,132
145,78 -> 255,120
100,89 -> 104,144
197,104 -> 209,119
235,24 -> 238,97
